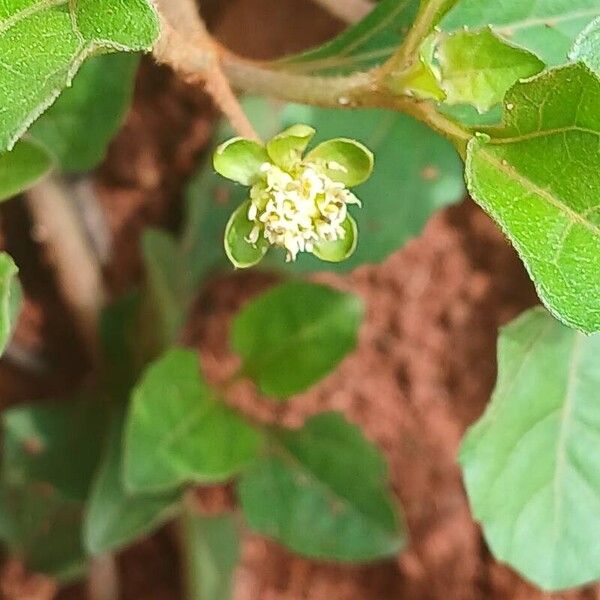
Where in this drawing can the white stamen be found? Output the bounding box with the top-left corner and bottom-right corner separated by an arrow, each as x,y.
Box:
247,162 -> 358,261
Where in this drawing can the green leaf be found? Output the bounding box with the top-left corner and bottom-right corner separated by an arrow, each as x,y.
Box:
140,228 -> 190,359
84,408 -> 180,556
461,307 -> 600,591
465,63 -> 600,333
0,0 -> 158,152
0,483 -> 86,581
266,124 -> 315,171
180,512 -> 240,600
570,16 -> 600,73
0,139 -> 53,202
0,252 -> 22,356
239,412 -> 405,561
279,0 -> 419,74
0,397 -> 108,580
305,138 -> 374,187
441,0 -> 600,66
232,282 -> 363,399
29,53 -> 140,172
124,348 -> 263,494
213,138 -> 269,185
2,399 -> 109,502
312,215 -> 358,262
224,201 -> 269,269
99,292 -> 141,400
436,28 -> 544,113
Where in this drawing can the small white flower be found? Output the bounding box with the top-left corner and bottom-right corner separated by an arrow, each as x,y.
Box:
246,162 -> 360,261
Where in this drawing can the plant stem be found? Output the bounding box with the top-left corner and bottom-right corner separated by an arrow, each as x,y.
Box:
88,555 -> 120,600
27,175 -> 105,364
222,56 -> 375,107
406,102 -> 471,157
309,0 -> 374,24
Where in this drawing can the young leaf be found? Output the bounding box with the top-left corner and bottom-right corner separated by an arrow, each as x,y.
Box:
232,282 -> 363,399
0,253 -> 22,356
239,412 -> 405,561
466,63 -> 600,333
279,0 -> 419,74
0,140 -> 53,202
436,28 -> 544,113
461,307 -> 600,591
84,409 -> 180,556
124,348 -> 263,494
180,512 -> 240,600
0,0 -> 158,152
441,0 -> 600,66
29,53 -> 140,173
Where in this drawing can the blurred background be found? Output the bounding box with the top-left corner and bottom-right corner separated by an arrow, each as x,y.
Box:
0,0 -> 562,598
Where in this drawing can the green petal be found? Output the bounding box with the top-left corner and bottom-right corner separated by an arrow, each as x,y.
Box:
266,124 -> 316,171
306,138 -> 374,187
224,201 -> 269,268
213,138 -> 269,185
312,216 -> 358,263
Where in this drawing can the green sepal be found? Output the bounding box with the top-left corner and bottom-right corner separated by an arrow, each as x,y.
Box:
224,201 -> 269,269
312,215 -> 358,262
213,138 -> 269,185
306,138 -> 374,187
266,124 -> 316,171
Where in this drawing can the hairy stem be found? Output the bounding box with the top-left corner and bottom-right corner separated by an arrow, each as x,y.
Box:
309,0 -> 374,24
153,0 -> 259,140
222,55 -> 375,107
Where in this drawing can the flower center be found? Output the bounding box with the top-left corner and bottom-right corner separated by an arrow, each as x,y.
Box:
247,162 -> 360,261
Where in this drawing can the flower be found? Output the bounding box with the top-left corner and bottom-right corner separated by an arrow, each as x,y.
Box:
213,124 -> 373,268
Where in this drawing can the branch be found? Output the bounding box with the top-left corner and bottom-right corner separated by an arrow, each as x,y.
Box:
152,0 -> 259,140
151,0 -> 472,148
309,0 -> 374,24
221,55 -> 375,108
